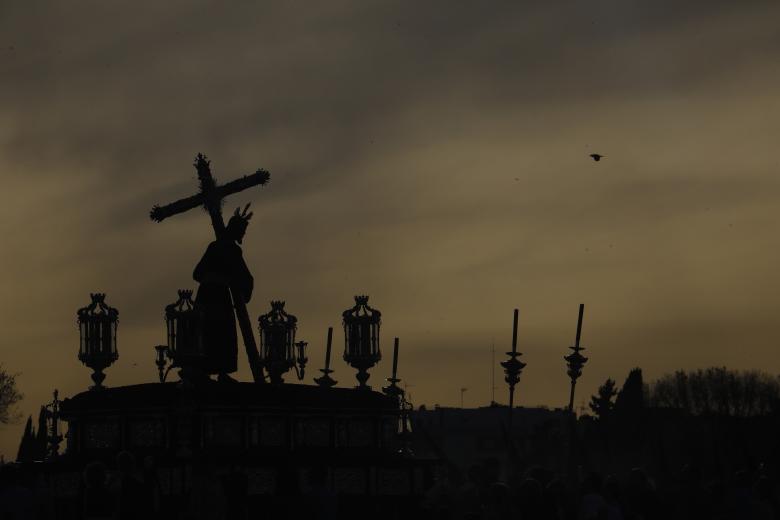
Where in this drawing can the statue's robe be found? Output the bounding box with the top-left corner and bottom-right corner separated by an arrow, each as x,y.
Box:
193,239 -> 253,374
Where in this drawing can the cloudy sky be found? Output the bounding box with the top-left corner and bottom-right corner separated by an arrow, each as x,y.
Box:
1,0 -> 780,458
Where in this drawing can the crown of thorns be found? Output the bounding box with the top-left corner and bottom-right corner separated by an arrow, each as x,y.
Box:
229,203 -> 253,225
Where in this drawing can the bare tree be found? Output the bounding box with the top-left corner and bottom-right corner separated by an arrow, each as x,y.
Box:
0,365 -> 23,425
650,367 -> 780,417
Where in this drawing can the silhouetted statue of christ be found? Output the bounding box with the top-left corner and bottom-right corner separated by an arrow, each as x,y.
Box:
150,154 -> 269,383
193,206 -> 254,380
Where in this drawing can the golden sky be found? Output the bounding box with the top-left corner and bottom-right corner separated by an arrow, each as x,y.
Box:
2,1 -> 780,458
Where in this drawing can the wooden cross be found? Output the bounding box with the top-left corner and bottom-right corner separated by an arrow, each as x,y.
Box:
150,153 -> 268,383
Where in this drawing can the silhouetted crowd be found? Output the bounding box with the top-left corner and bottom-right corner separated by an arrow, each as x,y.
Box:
422,458 -> 780,520
0,452 -> 335,520
0,452 -> 167,520
3,453 -> 780,519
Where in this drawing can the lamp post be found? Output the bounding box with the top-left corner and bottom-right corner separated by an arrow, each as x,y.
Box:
77,293 -> 119,390
501,309 -> 526,426
564,304 -> 588,413
342,295 -> 382,389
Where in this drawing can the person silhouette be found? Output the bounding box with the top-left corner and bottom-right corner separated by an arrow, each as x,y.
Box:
112,451 -> 147,520
82,461 -> 114,520
193,206 -> 254,382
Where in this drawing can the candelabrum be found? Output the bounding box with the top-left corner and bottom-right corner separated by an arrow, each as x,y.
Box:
293,341 -> 308,381
154,345 -> 173,383
501,309 -> 526,424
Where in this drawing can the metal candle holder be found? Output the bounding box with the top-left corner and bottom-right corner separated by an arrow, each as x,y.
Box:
564,304 -> 588,412
501,309 -> 526,424
382,338 -> 404,399
154,345 -> 170,383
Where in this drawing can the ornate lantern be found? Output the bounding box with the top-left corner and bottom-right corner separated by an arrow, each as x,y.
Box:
164,290 -> 203,377
342,295 -> 382,388
77,293 -> 119,389
259,301 -> 307,384
564,304 -> 588,412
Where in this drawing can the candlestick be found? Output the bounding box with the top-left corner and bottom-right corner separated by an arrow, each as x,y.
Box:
392,337 -> 399,378
315,327 -> 337,388
325,327 -> 333,369
575,304 -> 584,347
383,337 -> 403,398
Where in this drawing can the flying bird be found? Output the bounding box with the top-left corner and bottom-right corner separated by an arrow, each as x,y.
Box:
589,153 -> 604,162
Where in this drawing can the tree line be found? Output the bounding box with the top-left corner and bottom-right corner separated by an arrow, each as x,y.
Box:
590,367 -> 780,419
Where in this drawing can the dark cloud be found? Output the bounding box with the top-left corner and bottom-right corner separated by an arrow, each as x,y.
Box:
2,1 -> 780,456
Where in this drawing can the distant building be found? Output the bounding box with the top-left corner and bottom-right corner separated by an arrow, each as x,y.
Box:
412,404 -> 570,477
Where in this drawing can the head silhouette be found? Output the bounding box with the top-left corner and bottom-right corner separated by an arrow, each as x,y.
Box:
226,216 -> 248,243
226,204 -> 253,243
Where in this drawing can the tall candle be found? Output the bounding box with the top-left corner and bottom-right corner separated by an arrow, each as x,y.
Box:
325,327 -> 333,369
575,304 -> 584,347
392,337 -> 399,378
